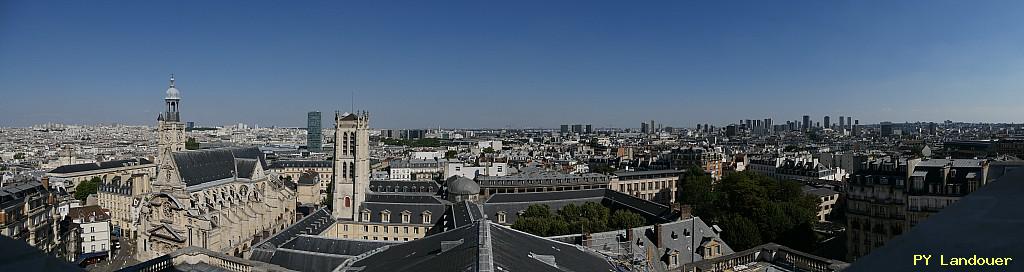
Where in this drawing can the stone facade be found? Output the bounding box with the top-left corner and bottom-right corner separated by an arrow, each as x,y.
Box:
609,169 -> 682,205
135,76 -> 296,261
332,111 -> 370,220
96,171 -> 151,239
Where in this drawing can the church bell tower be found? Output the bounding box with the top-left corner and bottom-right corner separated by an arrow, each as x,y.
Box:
156,74 -> 186,184
333,111 -> 370,220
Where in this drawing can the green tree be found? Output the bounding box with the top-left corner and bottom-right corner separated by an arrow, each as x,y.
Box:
13,153 -> 25,160
444,150 -> 458,159
592,165 -> 617,175
609,210 -> 646,229
482,147 -> 496,154
680,166 -> 716,217
783,145 -> 799,152
185,137 -> 200,150
676,170 -> 819,252
547,219 -> 572,236
321,177 -> 334,207
719,214 -> 762,250
523,204 -> 553,218
512,217 -> 552,235
513,202 -> 632,236
74,177 -> 102,201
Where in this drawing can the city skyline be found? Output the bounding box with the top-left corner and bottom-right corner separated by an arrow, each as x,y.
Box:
3,1 -> 1024,128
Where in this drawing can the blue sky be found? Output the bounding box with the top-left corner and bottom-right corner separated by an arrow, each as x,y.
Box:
1,1 -> 1023,128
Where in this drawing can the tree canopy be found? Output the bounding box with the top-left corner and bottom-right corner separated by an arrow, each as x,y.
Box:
74,176 -> 102,201
679,169 -> 818,251
512,202 -> 648,236
185,137 -> 200,150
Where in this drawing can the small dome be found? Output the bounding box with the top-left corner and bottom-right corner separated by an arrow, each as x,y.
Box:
165,74 -> 180,99
166,87 -> 180,99
447,176 -> 480,195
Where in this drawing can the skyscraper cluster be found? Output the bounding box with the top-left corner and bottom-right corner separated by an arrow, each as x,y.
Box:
560,123 -> 593,134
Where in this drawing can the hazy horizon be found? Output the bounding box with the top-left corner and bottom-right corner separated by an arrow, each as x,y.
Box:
3,1 -> 1024,128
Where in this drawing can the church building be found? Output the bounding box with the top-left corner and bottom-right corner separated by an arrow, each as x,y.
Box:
135,75 -> 297,261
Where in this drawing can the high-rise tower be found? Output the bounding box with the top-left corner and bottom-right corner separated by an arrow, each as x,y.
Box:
307,111 -> 322,151
802,115 -> 811,131
333,111 -> 370,220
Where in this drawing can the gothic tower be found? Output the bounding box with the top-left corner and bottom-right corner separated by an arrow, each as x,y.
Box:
333,111 -> 370,220
155,74 -> 186,187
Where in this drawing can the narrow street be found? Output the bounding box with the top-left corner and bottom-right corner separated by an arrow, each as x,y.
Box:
86,237 -> 138,272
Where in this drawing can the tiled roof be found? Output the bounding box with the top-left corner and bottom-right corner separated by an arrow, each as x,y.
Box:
172,147 -> 266,186
48,158 -> 152,174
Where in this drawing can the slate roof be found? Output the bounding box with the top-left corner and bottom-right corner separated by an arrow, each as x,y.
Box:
282,235 -> 395,256
265,249 -> 348,272
483,189 -> 680,225
364,193 -> 443,204
549,216 -> 735,269
367,180 -> 439,194
437,201 -> 485,232
915,158 -> 986,168
172,147 -> 266,186
268,160 -> 333,169
254,207 -> 334,251
48,158 -> 152,174
259,236 -> 398,272
361,201 -> 448,225
476,171 -> 610,187
490,224 -> 616,271
235,159 -> 258,179
0,181 -> 46,210
339,220 -> 617,272
612,169 -> 685,180
297,171 -> 318,185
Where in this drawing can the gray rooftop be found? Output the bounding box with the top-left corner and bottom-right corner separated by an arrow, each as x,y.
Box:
48,158 -> 152,174
339,220 -> 618,272
172,147 -> 266,187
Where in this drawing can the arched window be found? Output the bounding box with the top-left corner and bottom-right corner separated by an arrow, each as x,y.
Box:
344,196 -> 351,208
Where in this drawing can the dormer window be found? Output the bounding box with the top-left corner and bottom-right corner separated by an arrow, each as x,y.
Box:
421,211 -> 432,224
401,211 -> 411,224
361,210 -> 371,222
381,210 -> 391,223
496,212 -> 507,224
